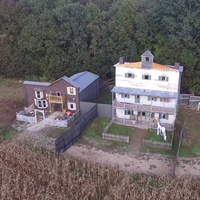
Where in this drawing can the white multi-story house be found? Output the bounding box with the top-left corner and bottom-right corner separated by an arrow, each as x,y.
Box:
111,50 -> 183,131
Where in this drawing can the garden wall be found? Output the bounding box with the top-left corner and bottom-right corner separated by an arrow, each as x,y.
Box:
102,120 -> 129,143
45,111 -> 79,128
16,111 -> 36,124
142,139 -> 172,150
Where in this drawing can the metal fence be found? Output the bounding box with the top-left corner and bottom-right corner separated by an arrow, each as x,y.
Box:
55,104 -> 98,152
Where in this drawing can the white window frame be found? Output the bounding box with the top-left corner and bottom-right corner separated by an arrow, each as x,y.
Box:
35,99 -> 48,109
124,110 -> 133,115
35,90 -> 44,99
67,102 -> 76,110
159,113 -> 169,120
67,87 -> 76,95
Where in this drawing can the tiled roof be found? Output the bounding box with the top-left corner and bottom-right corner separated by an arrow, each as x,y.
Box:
111,86 -> 178,98
69,71 -> 99,92
115,62 -> 179,71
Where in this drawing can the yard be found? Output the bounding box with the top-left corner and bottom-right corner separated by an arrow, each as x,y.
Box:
177,106 -> 200,157
0,78 -> 25,124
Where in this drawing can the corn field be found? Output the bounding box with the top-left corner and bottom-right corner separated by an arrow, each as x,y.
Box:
0,140 -> 200,200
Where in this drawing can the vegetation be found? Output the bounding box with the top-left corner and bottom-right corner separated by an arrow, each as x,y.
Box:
109,123 -> 134,136
0,0 -> 199,93
146,130 -> 173,143
0,140 -> 200,199
178,107 -> 200,157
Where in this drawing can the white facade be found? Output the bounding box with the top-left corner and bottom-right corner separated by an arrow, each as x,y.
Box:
115,66 -> 180,92
112,51 -> 182,130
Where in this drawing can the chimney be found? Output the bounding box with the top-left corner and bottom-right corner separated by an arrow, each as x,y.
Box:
175,62 -> 180,70
119,57 -> 125,64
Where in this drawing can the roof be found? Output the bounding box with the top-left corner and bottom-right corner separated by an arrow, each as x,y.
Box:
111,86 -> 178,98
51,76 -> 80,88
141,50 -> 154,58
118,62 -> 179,71
23,81 -> 51,86
69,71 -> 99,92
114,62 -> 179,72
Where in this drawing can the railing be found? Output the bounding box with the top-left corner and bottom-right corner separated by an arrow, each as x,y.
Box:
48,95 -> 65,103
113,100 -> 175,114
45,111 -> 80,128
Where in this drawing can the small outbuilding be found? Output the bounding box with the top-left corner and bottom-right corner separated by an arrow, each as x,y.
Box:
69,71 -> 100,102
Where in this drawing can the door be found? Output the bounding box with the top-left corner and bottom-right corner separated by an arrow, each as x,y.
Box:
135,95 -> 140,103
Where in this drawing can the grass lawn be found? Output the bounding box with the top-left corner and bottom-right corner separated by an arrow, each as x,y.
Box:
82,117 -> 128,148
108,123 -> 134,136
83,117 -> 111,139
142,106 -> 200,157
177,106 -> 200,157
0,124 -> 19,140
96,89 -> 112,104
145,130 -> 173,143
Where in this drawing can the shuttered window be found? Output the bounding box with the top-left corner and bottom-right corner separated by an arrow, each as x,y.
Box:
125,73 -> 135,78
142,75 -> 151,80
158,76 -> 169,82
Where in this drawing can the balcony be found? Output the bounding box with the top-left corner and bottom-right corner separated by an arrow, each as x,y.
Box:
113,100 -> 175,114
48,95 -> 65,104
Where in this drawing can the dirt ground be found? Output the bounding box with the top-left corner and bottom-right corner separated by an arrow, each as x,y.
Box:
10,119 -> 200,177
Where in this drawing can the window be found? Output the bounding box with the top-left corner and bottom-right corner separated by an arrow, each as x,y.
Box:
160,98 -> 170,102
148,96 -> 157,101
67,102 -> 76,110
145,57 -> 150,61
35,91 -> 44,99
35,99 -> 48,109
158,76 -> 169,82
142,74 -> 151,80
159,113 -> 169,120
124,110 -> 133,115
121,93 -> 130,98
125,73 -> 135,78
56,91 -> 61,96
67,87 -> 76,95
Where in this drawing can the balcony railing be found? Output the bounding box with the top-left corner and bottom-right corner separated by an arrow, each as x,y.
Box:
48,95 -> 65,104
113,100 -> 175,114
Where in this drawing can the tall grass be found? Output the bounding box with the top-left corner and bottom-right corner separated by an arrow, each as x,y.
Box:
0,140 -> 200,199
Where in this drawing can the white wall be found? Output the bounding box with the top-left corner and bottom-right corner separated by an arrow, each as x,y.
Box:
116,109 -> 130,119
115,66 -> 180,92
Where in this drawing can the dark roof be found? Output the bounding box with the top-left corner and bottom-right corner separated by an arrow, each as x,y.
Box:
111,86 -> 178,98
51,76 -> 80,88
69,71 -> 99,92
141,50 -> 154,58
